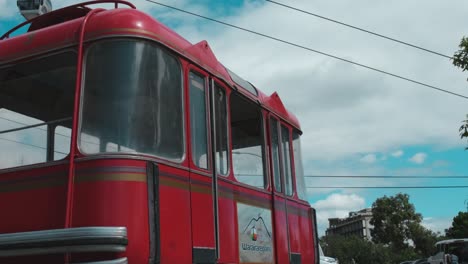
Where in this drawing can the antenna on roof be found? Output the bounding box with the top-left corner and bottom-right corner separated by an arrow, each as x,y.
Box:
17,0 -> 53,20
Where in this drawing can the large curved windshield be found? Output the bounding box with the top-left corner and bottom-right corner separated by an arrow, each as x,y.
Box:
80,39 -> 184,160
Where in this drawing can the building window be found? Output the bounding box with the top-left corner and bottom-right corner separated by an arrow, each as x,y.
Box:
231,93 -> 265,188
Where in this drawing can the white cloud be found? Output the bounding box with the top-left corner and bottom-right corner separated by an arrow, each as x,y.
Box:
167,0 -> 468,164
312,193 -> 366,236
360,154 -> 377,163
409,152 -> 428,164
391,150 -> 404,158
422,217 -> 452,235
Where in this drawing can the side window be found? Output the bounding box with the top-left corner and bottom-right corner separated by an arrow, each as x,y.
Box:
231,93 -> 265,188
293,131 -> 307,200
54,125 -> 71,160
0,110 -> 47,168
281,125 -> 293,196
270,118 -> 282,192
189,72 -> 208,169
213,83 -> 229,175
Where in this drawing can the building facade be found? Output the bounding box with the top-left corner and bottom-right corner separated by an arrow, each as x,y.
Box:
326,208 -> 373,240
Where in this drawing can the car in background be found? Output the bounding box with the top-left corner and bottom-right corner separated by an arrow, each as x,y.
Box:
319,245 -> 339,264
412,259 -> 429,264
400,260 -> 429,264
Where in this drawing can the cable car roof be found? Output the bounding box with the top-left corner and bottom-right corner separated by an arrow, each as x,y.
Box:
0,1 -> 301,131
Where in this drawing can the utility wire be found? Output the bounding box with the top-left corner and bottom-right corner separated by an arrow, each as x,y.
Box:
0,137 -> 68,155
265,0 -> 452,59
304,175 -> 468,179
236,174 -> 468,179
307,186 -> 468,189
145,0 -> 468,100
0,116 -> 71,139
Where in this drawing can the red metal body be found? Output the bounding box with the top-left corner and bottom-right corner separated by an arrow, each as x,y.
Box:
0,1 -> 318,263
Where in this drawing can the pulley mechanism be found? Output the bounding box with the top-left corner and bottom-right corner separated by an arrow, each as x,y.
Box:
17,0 -> 52,20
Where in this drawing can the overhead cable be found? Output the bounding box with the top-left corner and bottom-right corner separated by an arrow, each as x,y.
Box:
265,0 -> 452,59
304,175 -> 468,179
307,185 -> 468,189
145,0 -> 468,100
0,137 -> 68,155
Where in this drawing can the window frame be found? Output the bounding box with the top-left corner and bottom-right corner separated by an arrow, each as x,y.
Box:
187,66 -> 211,172
269,115 -> 283,193
77,38 -> 186,163
229,91 -> 267,190
0,49 -> 77,170
212,79 -> 230,177
280,123 -> 295,197
292,130 -> 307,201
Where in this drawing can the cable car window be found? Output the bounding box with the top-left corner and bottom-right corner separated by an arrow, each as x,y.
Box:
189,72 -> 208,169
270,118 -> 281,192
281,125 -> 293,196
0,52 -> 76,169
226,68 -> 258,96
231,93 -> 265,188
293,131 -> 306,200
81,39 -> 184,160
54,126 -> 71,160
213,83 -> 229,175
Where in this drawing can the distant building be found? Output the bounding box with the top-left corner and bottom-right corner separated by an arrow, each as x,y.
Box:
325,208 -> 373,240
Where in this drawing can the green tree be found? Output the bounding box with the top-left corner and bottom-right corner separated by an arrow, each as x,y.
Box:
453,37 -> 468,78
409,222 -> 439,256
371,193 -> 422,250
446,211 -> 468,238
320,235 -> 393,264
453,37 -> 468,149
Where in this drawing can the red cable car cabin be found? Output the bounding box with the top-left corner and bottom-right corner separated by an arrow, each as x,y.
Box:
0,1 -> 319,263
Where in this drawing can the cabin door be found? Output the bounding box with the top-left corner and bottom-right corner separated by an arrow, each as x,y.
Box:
187,68 -> 217,263
268,116 -> 294,263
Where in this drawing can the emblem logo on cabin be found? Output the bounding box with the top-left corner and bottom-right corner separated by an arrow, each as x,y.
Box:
237,204 -> 274,263
250,226 -> 258,241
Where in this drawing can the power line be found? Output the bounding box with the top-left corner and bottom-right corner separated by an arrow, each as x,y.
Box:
265,0 -> 452,59
304,175 -> 468,179
306,185 -> 468,189
0,137 -> 68,155
236,174 -> 468,179
145,0 -> 468,100
0,116 -> 71,135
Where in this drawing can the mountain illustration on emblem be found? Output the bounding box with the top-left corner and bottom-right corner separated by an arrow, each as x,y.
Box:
242,216 -> 271,241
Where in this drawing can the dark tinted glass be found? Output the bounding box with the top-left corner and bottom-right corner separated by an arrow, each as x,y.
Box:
81,39 -> 184,160
281,125 -> 293,196
0,52 -> 76,169
270,118 -> 281,192
214,84 -> 228,175
189,72 -> 208,169
231,93 -> 265,188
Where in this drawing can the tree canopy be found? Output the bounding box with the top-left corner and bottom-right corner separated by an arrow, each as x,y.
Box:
371,193 -> 422,250
446,211 -> 468,238
453,37 -> 468,148
453,37 -> 468,78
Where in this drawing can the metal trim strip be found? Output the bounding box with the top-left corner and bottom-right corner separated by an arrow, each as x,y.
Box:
0,227 -> 127,257
74,257 -> 128,264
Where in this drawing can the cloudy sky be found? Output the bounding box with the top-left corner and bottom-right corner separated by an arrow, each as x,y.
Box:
1,0 -> 468,236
